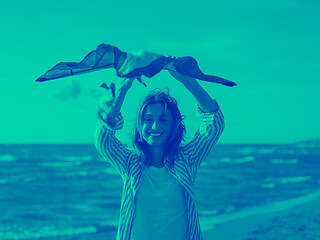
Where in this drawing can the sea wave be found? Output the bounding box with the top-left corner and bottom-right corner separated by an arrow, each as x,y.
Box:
39,161 -> 83,167
0,154 -> 15,162
296,139 -> 320,148
257,148 -> 276,154
65,170 -> 97,177
22,177 -> 37,182
0,177 -> 39,185
56,156 -> 94,162
219,156 -> 255,164
0,225 -> 97,240
264,176 -> 312,184
0,178 -> 9,184
199,206 -> 237,219
201,161 -> 218,167
199,209 -> 220,217
234,147 -> 257,155
261,183 -> 276,188
102,168 -> 119,175
270,158 -> 299,164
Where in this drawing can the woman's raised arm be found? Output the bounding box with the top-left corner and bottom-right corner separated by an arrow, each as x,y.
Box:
94,77 -> 136,177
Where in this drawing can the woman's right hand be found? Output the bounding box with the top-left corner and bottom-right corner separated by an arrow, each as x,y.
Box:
99,82 -> 116,108
98,77 -> 135,117
93,77 -> 135,105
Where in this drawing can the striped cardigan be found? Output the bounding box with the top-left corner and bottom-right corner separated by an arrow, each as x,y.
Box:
94,104 -> 224,240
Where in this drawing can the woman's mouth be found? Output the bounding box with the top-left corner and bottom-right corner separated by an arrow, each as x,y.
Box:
149,132 -> 163,137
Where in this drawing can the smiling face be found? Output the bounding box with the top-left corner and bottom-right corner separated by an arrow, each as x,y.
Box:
141,103 -> 173,150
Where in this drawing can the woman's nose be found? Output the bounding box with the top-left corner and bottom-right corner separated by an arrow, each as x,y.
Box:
151,121 -> 158,129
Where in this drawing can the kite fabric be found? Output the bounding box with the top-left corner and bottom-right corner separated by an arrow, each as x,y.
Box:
36,43 -> 236,87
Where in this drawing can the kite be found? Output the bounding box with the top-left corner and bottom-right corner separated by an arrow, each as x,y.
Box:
36,43 -> 236,87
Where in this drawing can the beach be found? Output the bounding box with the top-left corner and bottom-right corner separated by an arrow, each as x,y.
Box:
203,195 -> 320,240
1,143 -> 319,239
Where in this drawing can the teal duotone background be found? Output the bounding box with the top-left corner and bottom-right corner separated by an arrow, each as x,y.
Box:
1,0 -> 319,144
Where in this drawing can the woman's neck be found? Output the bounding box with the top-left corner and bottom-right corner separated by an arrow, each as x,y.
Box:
149,146 -> 165,167
149,154 -> 164,167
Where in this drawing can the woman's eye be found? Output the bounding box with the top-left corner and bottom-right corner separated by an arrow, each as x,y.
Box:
143,118 -> 167,123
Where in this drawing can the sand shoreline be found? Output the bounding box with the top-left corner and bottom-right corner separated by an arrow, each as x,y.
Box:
203,193 -> 320,240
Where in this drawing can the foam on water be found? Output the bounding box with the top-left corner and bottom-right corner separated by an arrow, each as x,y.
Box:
264,176 -> 312,184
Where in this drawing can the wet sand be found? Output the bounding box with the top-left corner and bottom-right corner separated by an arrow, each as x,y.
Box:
203,195 -> 320,240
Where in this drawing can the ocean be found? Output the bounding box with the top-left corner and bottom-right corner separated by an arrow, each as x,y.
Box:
0,142 -> 319,239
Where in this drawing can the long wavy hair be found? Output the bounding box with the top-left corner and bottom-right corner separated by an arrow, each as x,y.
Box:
132,88 -> 186,168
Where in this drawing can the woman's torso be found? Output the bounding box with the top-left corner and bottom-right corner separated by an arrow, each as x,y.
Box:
130,164 -> 188,240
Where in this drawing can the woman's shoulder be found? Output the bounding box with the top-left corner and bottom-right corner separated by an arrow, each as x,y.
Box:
127,151 -> 143,166
178,143 -> 191,155
176,146 -> 189,162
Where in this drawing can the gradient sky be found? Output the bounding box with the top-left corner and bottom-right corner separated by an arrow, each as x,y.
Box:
1,0 -> 319,144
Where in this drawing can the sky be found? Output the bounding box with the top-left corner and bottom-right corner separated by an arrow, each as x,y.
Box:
0,0 -> 319,144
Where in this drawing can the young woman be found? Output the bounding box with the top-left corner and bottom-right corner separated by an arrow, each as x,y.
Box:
95,73 -> 225,240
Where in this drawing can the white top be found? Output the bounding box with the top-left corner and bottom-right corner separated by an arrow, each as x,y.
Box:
131,165 -> 188,240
